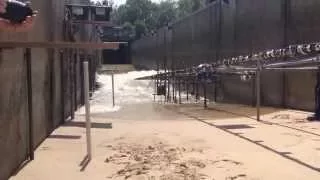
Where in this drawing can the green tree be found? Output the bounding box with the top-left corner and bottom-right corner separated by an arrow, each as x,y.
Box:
134,20 -> 147,39
177,0 -> 204,18
111,0 -> 160,38
122,22 -> 136,38
155,0 -> 177,28
110,0 -> 205,39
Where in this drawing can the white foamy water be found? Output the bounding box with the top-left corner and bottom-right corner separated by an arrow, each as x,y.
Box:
77,70 -> 157,114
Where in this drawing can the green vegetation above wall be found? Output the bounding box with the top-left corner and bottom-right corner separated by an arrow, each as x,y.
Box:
110,0 -> 208,40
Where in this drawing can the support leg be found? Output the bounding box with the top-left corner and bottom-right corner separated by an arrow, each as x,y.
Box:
186,81 -> 189,101
179,80 -> 181,104
256,61 -> 261,121
83,61 -> 92,159
204,83 -> 207,109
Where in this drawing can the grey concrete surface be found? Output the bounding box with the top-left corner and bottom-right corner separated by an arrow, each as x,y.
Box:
0,0 -> 95,179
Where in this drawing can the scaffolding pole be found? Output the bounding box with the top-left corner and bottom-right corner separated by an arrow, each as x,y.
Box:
256,59 -> 262,121
83,61 -> 92,160
112,73 -> 115,107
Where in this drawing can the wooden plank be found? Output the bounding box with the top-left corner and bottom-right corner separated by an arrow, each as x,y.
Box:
0,41 -> 126,50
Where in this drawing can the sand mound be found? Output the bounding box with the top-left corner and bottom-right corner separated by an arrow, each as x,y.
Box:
105,139 -> 246,180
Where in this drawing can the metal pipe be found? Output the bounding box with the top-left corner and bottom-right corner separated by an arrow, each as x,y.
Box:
256,59 -> 261,121
204,82 -> 207,108
74,50 -> 78,109
216,67 -> 257,72
164,28 -> 168,103
172,73 -> 175,103
153,77 -> 156,102
83,61 -> 92,159
178,80 -> 181,104
112,73 -> 115,107
214,78 -> 218,102
186,80 -> 189,101
192,81 -> 195,101
145,66 -> 320,83
251,76 -> 256,107
264,56 -> 320,68
196,81 -> 199,102
0,41 -> 124,49
265,67 -> 319,71
167,74 -> 170,102
70,50 -> 75,120
26,48 -> 34,160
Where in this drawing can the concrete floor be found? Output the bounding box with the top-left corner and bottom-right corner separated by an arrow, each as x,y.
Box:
10,103 -> 320,180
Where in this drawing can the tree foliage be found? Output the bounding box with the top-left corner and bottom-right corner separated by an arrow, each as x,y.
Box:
103,0 -> 207,39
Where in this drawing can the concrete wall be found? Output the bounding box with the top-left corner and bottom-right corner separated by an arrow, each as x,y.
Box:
0,0 -> 95,179
132,0 -> 320,112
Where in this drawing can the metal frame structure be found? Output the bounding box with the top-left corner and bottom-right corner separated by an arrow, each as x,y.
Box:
148,41 -> 320,122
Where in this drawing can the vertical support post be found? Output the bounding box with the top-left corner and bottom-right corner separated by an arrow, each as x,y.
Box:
251,75 -> 256,107
213,0 -> 223,103
204,82 -> 207,108
314,67 -> 320,119
83,61 -> 92,159
166,75 -> 168,102
154,76 -> 156,102
214,80 -> 218,102
80,51 -> 85,105
164,29 -> 168,103
166,74 -> 170,102
256,59 -> 261,121
282,0 -> 290,108
70,49 -> 75,120
74,50 -> 78,109
172,74 -> 175,103
60,50 -> 65,124
214,75 -> 219,102
192,81 -> 195,101
165,73 -> 170,102
178,79 -> 181,104
170,26 -> 174,104
186,80 -> 189,101
26,48 -> 34,160
156,33 -> 160,103
111,72 -> 115,107
217,0 -> 222,62
196,81 -> 199,102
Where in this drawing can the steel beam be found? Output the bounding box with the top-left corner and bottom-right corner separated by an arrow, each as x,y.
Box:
264,56 -> 320,68
70,20 -> 113,26
0,41 -> 125,50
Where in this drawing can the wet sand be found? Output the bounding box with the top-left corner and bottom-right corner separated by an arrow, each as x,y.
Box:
10,103 -> 320,180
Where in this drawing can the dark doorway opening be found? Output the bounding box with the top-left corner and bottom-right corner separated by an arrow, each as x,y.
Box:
102,43 -> 131,64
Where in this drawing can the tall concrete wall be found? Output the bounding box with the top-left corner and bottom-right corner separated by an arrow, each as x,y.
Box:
132,0 -> 320,112
0,1 -> 62,179
0,0 -> 96,179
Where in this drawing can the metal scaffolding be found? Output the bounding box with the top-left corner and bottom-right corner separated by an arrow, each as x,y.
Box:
147,42 -> 320,122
